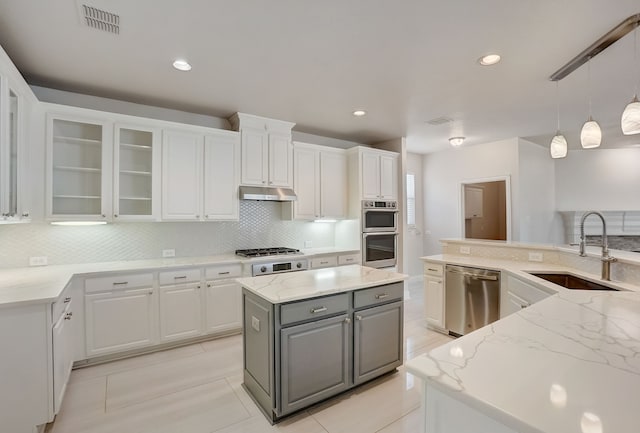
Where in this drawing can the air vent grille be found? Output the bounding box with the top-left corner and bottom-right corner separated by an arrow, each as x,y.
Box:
82,4 -> 119,34
425,116 -> 453,126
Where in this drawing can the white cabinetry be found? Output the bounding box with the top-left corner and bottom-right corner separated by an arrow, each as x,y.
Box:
230,112 -> 295,188
464,186 -> 483,219
159,269 -> 203,342
361,149 -> 398,200
287,142 -> 347,220
424,262 -> 445,330
84,273 -> 155,356
46,113 -> 112,220
500,274 -> 554,318
114,124 -> 161,220
204,264 -> 243,334
52,294 -> 74,414
162,129 -> 240,221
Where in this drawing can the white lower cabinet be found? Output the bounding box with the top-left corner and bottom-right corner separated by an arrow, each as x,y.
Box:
500,275 -> 554,318
85,287 -> 155,356
424,262 -> 445,330
159,283 -> 203,342
204,280 -> 242,333
52,296 -> 74,415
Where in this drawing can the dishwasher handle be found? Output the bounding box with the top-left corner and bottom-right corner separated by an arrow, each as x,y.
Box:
447,269 -> 499,281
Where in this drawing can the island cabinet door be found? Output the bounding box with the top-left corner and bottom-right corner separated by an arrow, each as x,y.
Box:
279,314 -> 350,415
353,301 -> 403,385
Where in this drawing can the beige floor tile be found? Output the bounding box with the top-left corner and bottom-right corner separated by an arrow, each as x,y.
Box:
308,368 -> 421,433
200,333 -> 242,352
106,341 -> 242,410
376,407 -> 423,433
214,410 -> 328,433
47,377 -> 106,433
70,343 -> 205,384
225,374 -> 264,417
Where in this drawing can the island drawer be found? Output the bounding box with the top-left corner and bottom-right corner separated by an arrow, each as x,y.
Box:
280,293 -> 349,325
205,264 -> 242,280
354,282 -> 403,309
85,273 -> 154,293
338,253 -> 361,265
424,262 -> 444,277
159,268 -> 201,285
310,256 -> 338,269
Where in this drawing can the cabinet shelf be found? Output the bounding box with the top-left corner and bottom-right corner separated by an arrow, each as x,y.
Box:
53,195 -> 101,200
120,143 -> 152,151
54,165 -> 102,173
120,196 -> 152,201
119,169 -> 152,177
53,136 -> 102,146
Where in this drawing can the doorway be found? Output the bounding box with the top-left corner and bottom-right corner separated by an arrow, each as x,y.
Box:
461,177 -> 510,241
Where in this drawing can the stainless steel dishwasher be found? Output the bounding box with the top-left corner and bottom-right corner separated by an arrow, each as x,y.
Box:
445,265 -> 500,336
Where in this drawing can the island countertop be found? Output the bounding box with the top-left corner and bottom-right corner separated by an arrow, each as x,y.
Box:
405,287 -> 640,433
236,264 -> 408,304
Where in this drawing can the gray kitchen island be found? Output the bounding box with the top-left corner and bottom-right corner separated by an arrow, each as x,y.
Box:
236,264 -> 408,422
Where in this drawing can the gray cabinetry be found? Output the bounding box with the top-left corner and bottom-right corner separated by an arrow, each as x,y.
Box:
242,281 -> 404,422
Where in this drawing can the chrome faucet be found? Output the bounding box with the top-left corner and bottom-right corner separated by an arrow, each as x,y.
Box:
579,211 -> 617,281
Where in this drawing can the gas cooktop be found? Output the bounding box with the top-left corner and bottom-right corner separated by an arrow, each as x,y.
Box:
235,247 -> 302,258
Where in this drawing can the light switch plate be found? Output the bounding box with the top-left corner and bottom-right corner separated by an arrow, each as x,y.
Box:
162,249 -> 175,258
251,316 -> 260,332
528,252 -> 544,262
29,256 -> 48,266
304,240 -> 312,248
460,246 -> 471,254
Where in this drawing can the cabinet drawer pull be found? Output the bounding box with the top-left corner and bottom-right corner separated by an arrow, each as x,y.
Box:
375,293 -> 388,300
64,297 -> 71,303
345,258 -> 354,262
356,315 -> 363,321
174,276 -> 187,280
218,271 -> 230,275
310,307 -> 327,314
113,281 -> 128,286
320,261 -> 329,265
427,268 -> 439,272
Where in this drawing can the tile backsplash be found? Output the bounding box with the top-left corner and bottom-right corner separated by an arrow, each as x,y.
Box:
0,201 -> 343,268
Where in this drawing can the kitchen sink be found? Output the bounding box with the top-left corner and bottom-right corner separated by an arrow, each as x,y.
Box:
527,273 -> 619,291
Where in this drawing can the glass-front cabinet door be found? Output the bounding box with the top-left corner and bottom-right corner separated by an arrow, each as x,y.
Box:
113,124 -> 160,220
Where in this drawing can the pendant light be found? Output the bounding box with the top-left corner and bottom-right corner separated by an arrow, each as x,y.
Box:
580,58 -> 602,148
621,25 -> 640,135
550,81 -> 568,158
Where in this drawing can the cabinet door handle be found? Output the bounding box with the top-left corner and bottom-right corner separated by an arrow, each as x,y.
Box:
218,271 -> 230,275
375,293 -> 388,299
356,315 -> 362,321
22,212 -> 29,218
344,317 -> 351,324
148,290 -> 154,295
174,276 -> 187,280
113,281 -> 128,286
64,313 -> 72,320
310,307 -> 327,314
64,297 -> 71,303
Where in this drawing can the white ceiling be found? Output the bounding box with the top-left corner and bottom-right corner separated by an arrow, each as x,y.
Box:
0,0 -> 639,153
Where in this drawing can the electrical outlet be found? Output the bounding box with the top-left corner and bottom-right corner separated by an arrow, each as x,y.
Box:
29,256 -> 48,266
162,249 -> 176,258
251,316 -> 260,332
304,240 -> 312,248
528,252 -> 544,262
460,246 -> 471,254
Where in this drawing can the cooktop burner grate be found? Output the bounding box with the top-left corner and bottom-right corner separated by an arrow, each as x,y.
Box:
235,247 -> 302,258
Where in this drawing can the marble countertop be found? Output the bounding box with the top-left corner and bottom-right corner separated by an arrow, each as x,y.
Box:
406,288 -> 640,433
0,247 -> 361,308
236,265 -> 408,304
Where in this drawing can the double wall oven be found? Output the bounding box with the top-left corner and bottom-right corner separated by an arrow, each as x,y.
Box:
362,200 -> 398,268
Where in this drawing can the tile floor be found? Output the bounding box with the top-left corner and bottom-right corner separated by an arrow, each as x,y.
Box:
46,278 -> 453,433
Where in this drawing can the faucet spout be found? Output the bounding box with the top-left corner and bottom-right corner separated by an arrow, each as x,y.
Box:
578,211 -> 615,280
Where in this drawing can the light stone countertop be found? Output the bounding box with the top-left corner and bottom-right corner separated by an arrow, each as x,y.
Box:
0,247 -> 361,308
236,265 -> 408,304
407,253 -> 640,433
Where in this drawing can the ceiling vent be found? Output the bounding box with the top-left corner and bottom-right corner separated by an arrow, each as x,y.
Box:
425,116 -> 453,126
80,4 -> 119,34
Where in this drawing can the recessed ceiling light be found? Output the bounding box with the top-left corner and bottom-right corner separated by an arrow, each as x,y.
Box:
172,59 -> 192,71
352,110 -> 367,117
478,54 -> 501,66
449,137 -> 465,147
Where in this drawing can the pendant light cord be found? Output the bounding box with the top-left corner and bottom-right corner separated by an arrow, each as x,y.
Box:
587,57 -> 593,118
556,81 -> 561,132
635,25 -> 639,97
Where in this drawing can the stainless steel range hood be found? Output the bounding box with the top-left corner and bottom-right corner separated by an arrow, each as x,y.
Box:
239,186 -> 297,202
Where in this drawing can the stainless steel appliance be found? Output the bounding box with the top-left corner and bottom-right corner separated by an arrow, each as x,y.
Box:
445,265 -> 500,336
235,247 -> 308,276
239,186 -> 297,202
362,232 -> 397,268
362,200 -> 398,232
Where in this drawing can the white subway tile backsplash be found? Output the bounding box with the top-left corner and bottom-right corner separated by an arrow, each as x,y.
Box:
0,202 -> 338,268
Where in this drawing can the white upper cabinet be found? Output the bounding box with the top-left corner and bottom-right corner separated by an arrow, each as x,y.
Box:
230,113 -> 295,188
161,129 -> 203,220
203,131 -> 240,220
357,148 -> 399,200
46,113 -> 113,221
287,142 -> 347,221
113,124 -> 161,221
162,128 -> 240,221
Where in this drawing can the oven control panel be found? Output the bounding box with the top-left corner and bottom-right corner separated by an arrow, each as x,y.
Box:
252,259 -> 309,276
362,200 -> 397,209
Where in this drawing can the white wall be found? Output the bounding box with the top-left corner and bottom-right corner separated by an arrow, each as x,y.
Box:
404,153 -> 424,276
555,148 -> 640,211
422,138 -> 520,255
517,138 -> 562,244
